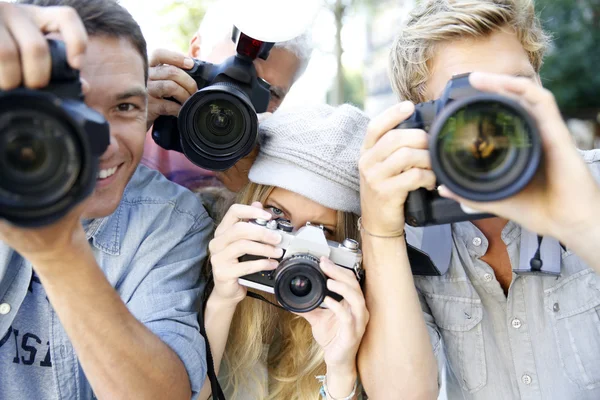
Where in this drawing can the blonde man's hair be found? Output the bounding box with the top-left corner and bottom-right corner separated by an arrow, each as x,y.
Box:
204,182 -> 360,400
389,0 -> 551,103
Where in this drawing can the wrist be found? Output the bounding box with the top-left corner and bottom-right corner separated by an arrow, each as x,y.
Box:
207,291 -> 242,312
324,364 -> 357,399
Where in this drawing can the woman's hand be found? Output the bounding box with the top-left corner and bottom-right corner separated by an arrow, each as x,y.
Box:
207,202 -> 284,307
301,257 -> 369,398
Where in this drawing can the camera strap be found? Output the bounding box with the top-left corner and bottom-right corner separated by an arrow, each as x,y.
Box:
199,300 -> 227,400
246,291 -> 285,310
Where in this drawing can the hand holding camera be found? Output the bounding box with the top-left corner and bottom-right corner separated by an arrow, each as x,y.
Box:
208,202 -> 284,307
0,2 -> 88,90
438,72 -> 600,242
358,101 -> 436,237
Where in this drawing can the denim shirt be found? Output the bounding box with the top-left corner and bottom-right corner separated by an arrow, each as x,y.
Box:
0,165 -> 213,399
407,149 -> 600,400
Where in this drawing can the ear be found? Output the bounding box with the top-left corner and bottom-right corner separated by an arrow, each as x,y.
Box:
188,33 -> 202,58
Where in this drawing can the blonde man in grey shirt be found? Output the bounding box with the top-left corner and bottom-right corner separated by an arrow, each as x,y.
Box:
357,1 -> 600,399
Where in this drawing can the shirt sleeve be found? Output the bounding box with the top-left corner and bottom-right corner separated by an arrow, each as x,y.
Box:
416,287 -> 446,390
124,212 -> 213,400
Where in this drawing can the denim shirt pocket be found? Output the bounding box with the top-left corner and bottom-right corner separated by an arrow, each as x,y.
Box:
425,293 -> 487,393
544,269 -> 600,390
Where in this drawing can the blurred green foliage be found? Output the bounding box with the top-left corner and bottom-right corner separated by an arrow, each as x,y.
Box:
538,0 -> 600,114
159,0 -> 208,52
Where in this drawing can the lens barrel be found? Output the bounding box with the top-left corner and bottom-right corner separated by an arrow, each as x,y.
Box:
274,253 -> 327,313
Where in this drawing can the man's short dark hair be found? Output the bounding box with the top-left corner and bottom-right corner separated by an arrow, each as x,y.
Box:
19,0 -> 149,83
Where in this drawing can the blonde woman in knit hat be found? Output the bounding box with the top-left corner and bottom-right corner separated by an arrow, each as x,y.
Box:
199,104 -> 369,400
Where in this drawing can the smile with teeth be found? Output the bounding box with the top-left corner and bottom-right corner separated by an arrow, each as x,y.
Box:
98,166 -> 118,180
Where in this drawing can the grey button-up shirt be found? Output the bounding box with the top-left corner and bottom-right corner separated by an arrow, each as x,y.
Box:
0,165 -> 213,399
407,149 -> 600,400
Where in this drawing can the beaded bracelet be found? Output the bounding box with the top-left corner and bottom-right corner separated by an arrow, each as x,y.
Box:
357,217 -> 405,239
316,375 -> 358,400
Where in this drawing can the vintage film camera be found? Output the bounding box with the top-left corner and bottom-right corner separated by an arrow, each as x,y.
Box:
401,73 -> 542,227
238,219 -> 363,313
0,39 -> 109,227
152,27 -> 274,171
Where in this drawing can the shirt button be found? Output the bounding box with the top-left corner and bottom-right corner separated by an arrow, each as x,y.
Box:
483,273 -> 493,282
553,303 -> 560,312
512,318 -> 522,329
522,374 -> 532,385
472,237 -> 482,246
0,303 -> 11,315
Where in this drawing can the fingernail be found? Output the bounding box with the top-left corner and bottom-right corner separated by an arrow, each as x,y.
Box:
275,247 -> 284,257
269,260 -> 279,268
261,211 -> 272,220
184,58 -> 195,69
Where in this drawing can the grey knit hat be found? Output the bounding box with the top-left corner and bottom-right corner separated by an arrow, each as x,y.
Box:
248,104 -> 369,215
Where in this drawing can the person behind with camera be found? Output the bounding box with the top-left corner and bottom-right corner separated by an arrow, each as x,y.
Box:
0,1 -> 213,399
200,104 -> 369,400
141,0 -> 313,202
357,0 -> 600,399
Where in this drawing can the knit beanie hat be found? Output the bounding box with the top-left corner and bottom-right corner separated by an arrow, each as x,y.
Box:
248,104 -> 369,215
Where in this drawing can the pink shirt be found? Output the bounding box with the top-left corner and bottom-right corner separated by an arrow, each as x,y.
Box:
141,129 -> 222,190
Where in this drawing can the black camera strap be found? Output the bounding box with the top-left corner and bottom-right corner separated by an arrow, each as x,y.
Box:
246,291 -> 285,310
199,296 -> 227,400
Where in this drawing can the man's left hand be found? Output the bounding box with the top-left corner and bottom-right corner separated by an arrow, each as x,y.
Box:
439,72 -> 600,243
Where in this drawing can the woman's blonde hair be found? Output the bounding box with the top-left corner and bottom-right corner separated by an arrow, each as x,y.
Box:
207,182 -> 360,400
389,0 -> 551,103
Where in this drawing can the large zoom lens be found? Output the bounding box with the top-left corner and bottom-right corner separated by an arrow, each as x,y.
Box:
274,254 -> 327,313
0,94 -> 96,227
178,83 -> 258,171
430,95 -> 541,202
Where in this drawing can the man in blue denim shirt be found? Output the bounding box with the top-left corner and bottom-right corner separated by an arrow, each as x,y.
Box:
0,1 -> 211,399
358,1 -> 600,399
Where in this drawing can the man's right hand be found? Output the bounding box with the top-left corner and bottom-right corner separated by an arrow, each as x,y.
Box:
0,2 -> 87,90
358,101 -> 436,236
147,48 -> 198,130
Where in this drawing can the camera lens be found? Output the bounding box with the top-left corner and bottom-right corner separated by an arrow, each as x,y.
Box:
178,83 -> 258,171
194,99 -> 245,147
431,96 -> 541,202
6,135 -> 48,173
289,275 -> 312,297
275,254 -> 326,313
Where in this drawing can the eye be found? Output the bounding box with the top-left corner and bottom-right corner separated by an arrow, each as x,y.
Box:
266,206 -> 284,217
116,103 -> 137,112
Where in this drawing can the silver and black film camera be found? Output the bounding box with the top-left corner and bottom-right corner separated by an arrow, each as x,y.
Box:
239,219 -> 363,313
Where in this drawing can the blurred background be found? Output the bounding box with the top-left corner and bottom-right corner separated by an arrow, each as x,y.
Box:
120,0 -> 600,149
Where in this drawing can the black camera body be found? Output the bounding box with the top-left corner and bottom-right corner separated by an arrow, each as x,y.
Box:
238,219 -> 363,313
152,29 -> 273,171
401,73 -> 541,227
0,40 -> 109,227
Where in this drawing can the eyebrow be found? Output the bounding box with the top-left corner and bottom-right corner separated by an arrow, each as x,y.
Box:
115,86 -> 148,102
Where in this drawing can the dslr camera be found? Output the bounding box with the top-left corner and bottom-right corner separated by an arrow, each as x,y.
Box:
401,73 -> 542,227
152,27 -> 274,171
0,40 -> 109,227
239,219 -> 363,313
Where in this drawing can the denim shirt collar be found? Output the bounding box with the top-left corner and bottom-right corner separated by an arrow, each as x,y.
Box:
406,222 -> 562,276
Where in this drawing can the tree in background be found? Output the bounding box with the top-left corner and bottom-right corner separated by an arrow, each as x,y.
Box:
538,0 -> 600,119
327,0 -> 372,105
159,0 -> 208,52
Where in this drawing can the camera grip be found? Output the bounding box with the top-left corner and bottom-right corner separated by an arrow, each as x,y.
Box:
152,115 -> 183,153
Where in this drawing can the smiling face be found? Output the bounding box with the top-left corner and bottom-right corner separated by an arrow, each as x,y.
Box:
264,187 -> 338,240
80,35 -> 148,219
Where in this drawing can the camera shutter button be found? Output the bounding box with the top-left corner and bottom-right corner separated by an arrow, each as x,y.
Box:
254,218 -> 268,226
277,220 -> 294,232
342,239 -> 359,251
